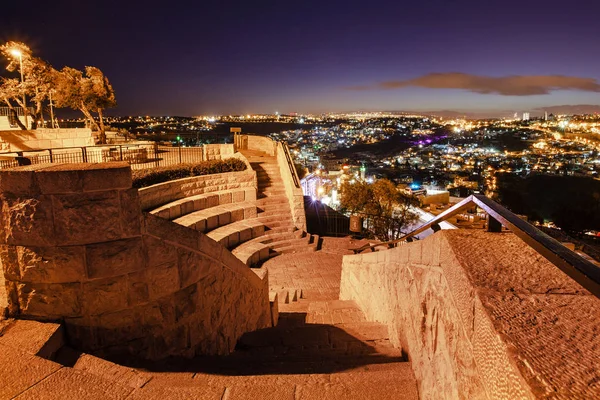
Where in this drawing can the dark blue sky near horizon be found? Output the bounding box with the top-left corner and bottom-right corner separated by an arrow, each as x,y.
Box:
2,0 -> 600,116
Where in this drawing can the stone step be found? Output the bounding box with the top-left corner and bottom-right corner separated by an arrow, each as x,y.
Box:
131,362 -> 418,399
55,347 -> 150,389
172,201 -> 257,233
0,319 -> 65,360
206,219 -> 265,249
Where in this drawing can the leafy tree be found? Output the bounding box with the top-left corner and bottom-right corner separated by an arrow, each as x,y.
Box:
52,66 -> 116,143
83,66 -> 116,143
340,178 -> 419,241
0,41 -> 57,129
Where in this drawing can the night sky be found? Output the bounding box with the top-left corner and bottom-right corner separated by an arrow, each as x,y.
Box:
2,0 -> 600,116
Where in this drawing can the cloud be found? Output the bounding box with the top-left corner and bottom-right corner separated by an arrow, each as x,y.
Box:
349,73 -> 600,96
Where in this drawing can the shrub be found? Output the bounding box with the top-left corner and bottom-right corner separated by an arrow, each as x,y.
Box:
132,158 -> 247,188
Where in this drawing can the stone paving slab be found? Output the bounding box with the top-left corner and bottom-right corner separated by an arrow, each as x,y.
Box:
0,319 -> 64,359
0,343 -> 62,399
15,368 -> 134,399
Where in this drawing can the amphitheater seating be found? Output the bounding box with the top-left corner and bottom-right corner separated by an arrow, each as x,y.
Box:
147,150 -> 317,269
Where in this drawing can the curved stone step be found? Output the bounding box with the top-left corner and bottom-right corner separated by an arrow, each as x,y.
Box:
172,202 -> 257,233
150,187 -> 256,220
206,219 -> 265,249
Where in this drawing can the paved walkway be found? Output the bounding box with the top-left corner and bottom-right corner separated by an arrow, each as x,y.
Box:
265,237 -> 370,300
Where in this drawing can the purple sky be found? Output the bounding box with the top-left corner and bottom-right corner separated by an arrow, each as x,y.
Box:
2,0 -> 600,116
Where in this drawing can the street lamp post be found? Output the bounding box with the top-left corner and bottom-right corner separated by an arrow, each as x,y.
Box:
10,49 -> 28,129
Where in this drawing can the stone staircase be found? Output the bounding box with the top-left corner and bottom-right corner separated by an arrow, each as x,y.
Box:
148,149 -> 319,271
0,297 -> 418,399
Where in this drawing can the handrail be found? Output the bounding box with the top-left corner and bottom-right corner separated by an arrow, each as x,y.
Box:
351,194 -> 600,298
280,141 -> 300,188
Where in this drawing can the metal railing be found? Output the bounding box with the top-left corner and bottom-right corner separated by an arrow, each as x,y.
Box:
0,143 -> 206,170
351,194 -> 600,298
280,141 -> 300,188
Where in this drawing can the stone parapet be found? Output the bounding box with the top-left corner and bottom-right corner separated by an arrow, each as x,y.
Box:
276,142 -> 307,231
0,162 -> 271,360
340,230 -> 600,399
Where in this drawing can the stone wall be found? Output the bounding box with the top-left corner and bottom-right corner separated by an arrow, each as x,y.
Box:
203,144 -> 235,160
138,153 -> 257,211
235,134 -> 276,156
0,163 -> 271,360
341,230 -> 600,399
0,129 -> 94,152
276,142 -> 307,231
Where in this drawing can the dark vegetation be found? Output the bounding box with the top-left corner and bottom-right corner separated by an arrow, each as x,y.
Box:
495,174 -> 600,233
132,158 -> 246,188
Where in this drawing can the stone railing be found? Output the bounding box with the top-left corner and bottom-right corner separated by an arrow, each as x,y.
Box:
341,230 -> 600,399
235,134 -> 307,231
138,152 -> 257,211
276,141 -> 307,231
0,162 -> 271,360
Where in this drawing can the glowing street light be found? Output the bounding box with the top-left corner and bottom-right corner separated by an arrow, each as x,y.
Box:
9,48 -> 28,129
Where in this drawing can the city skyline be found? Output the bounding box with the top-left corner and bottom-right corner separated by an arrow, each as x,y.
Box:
3,0 -> 600,116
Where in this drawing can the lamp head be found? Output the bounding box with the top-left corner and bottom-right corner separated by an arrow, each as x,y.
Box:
10,49 -> 22,58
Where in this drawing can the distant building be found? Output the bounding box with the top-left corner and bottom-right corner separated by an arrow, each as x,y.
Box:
522,112 -> 530,121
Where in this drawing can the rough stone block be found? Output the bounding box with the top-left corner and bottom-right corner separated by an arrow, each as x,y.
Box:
206,215 -> 218,230
0,245 -> 20,280
198,233 -> 223,259
181,199 -> 195,215
146,263 -> 179,300
232,190 -> 244,203
193,196 -> 207,211
218,211 -> 231,226
85,237 -> 145,279
81,163 -> 132,192
97,307 -> 146,347
52,190 -> 122,245
17,245 -> 86,283
195,219 -> 207,233
238,227 -> 252,243
168,203 -> 182,219
144,214 -> 199,251
206,194 -> 219,208
173,284 -> 200,322
143,235 -> 178,268
178,250 -> 216,288
230,208 -> 244,222
82,277 -> 128,315
1,195 -> 55,247
119,189 -> 142,237
219,192 -> 232,205
36,167 -> 83,194
0,168 -> 41,196
17,282 -> 81,318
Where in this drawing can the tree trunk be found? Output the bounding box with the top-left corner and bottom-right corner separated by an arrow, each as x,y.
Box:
2,98 -> 28,130
79,102 -> 100,132
97,108 -> 107,144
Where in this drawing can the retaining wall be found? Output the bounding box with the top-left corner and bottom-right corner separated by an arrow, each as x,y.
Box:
0,162 -> 271,360
138,152 -> 257,211
341,230 -> 600,399
0,129 -> 94,152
